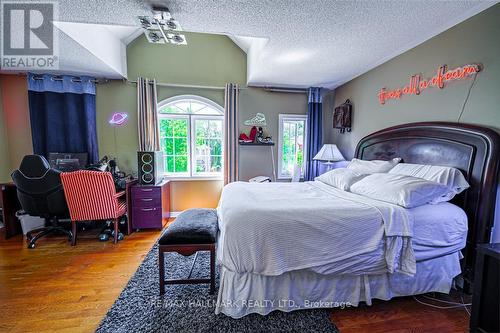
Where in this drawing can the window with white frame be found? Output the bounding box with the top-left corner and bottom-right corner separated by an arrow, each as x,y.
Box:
158,95 -> 224,178
278,114 -> 307,179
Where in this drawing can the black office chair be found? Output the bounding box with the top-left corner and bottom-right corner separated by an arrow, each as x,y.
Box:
11,155 -> 73,248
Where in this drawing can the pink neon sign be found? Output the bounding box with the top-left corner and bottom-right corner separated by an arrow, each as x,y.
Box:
109,112 -> 128,126
378,64 -> 482,105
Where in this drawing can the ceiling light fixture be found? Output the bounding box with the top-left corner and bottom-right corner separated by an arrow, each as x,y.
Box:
137,6 -> 187,46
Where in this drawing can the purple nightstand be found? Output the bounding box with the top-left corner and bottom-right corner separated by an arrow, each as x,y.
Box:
131,180 -> 170,230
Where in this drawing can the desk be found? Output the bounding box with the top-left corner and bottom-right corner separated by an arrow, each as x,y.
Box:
0,183 -> 22,239
125,178 -> 138,235
1,179 -> 138,238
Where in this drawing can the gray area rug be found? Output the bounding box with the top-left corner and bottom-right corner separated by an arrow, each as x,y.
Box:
96,243 -> 339,333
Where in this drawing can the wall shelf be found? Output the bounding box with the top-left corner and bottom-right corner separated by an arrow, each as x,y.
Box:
239,142 -> 275,146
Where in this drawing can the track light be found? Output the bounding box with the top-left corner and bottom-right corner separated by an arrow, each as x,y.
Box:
136,6 -> 187,46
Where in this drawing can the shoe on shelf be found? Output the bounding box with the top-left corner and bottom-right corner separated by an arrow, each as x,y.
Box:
244,113 -> 266,126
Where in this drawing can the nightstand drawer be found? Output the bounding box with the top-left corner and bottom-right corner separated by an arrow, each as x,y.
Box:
132,207 -> 162,229
134,196 -> 161,208
130,180 -> 170,230
131,187 -> 161,200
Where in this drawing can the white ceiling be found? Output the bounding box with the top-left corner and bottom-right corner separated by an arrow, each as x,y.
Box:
2,0 -> 497,87
166,0 -> 497,88
0,0 -> 148,78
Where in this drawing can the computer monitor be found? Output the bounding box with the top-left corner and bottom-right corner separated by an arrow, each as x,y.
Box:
48,153 -> 89,172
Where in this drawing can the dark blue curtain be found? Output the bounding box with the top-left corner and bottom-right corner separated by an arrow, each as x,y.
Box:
27,73 -> 99,163
304,87 -> 323,181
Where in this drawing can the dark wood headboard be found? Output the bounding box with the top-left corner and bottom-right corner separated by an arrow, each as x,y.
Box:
355,122 -> 500,285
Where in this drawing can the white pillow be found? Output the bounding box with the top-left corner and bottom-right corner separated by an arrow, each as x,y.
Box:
388,163 -> 470,203
347,158 -> 401,174
350,173 -> 450,208
315,168 -> 366,191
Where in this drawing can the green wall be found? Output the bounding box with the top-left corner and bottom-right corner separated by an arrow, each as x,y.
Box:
0,80 -> 10,182
329,4 -> 500,159
238,88 -> 307,181
96,32 -> 247,174
97,31 -> 312,182
127,32 -> 247,87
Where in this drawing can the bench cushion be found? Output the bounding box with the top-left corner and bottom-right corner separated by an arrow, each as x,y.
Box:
159,208 -> 218,245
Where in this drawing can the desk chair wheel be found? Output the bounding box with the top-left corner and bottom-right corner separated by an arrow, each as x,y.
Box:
98,230 -> 123,242
99,232 -> 111,242
112,230 -> 124,241
26,227 -> 73,249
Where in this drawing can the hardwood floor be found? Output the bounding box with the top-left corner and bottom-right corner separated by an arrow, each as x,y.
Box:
0,227 -> 161,333
331,292 -> 471,333
0,226 -> 470,333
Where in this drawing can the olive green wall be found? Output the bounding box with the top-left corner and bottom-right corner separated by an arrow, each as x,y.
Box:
329,4 -> 500,159
238,88 -> 308,181
96,32 -> 247,175
97,32 -> 314,191
127,32 -> 247,87
0,80 -> 10,182
96,32 -> 247,211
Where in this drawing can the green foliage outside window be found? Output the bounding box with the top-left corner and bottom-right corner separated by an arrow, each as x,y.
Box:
159,98 -> 224,176
159,118 -> 188,173
281,120 -> 305,176
159,106 -> 223,175
194,119 -> 223,173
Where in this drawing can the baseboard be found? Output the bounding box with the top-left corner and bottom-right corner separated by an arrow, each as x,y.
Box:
169,211 -> 182,218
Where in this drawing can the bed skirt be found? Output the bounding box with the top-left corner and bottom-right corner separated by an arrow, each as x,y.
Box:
215,251 -> 462,318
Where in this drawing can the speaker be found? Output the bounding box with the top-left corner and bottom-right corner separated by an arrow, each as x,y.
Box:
138,151 -> 164,185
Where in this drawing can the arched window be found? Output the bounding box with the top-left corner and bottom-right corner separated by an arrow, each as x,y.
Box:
158,95 -> 224,178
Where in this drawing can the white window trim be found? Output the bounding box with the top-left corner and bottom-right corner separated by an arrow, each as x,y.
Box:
157,95 -> 224,115
278,114 -> 308,180
190,114 -> 224,178
158,113 -> 191,178
157,95 -> 224,180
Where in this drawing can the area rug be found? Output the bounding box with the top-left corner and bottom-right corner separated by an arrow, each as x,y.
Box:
96,244 -> 339,333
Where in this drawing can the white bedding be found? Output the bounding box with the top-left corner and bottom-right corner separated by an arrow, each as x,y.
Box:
217,181 -> 415,277
410,202 -> 468,260
216,181 -> 468,318
216,251 -> 462,318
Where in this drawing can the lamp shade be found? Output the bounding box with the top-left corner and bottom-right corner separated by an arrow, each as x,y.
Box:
313,144 -> 345,163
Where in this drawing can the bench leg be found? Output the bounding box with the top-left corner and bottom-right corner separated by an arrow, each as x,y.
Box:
210,246 -> 215,294
187,252 -> 199,279
159,249 -> 165,295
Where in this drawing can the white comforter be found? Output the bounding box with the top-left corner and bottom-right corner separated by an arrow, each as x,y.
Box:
217,181 -> 416,277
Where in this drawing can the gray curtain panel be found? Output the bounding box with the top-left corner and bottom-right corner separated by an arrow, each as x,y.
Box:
224,83 -> 239,184
137,77 -> 160,151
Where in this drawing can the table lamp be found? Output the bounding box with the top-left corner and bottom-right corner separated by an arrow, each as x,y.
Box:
313,144 -> 345,164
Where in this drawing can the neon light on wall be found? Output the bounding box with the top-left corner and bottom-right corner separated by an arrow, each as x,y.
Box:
378,64 -> 482,105
109,112 -> 128,126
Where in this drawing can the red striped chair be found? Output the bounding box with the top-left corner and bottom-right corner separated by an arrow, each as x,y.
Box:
60,170 -> 126,245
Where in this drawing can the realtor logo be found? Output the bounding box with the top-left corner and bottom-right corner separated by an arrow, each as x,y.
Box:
1,1 -> 59,69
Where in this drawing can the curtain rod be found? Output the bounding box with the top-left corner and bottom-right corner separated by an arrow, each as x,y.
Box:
21,73 -> 103,84
20,74 -> 308,93
128,80 -> 309,93
128,79 -> 228,91
261,86 -> 307,94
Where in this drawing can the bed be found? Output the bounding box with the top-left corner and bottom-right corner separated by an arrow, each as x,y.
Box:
215,122 -> 500,318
